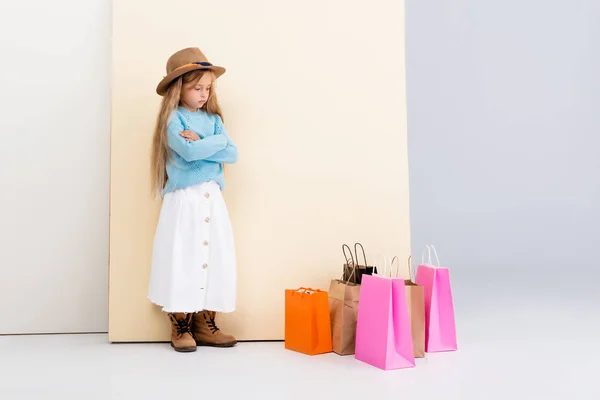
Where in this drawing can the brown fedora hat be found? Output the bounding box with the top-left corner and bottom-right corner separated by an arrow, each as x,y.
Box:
156,47 -> 226,96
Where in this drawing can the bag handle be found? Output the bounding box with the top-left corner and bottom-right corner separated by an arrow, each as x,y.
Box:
342,244 -> 358,283
407,256 -> 415,281
343,261 -> 358,284
389,255 -> 412,280
343,265 -> 358,284
342,244 -> 360,284
390,256 -> 400,278
373,253 -> 393,277
294,287 -> 320,295
342,244 -> 355,267
421,245 -> 441,267
354,242 -> 367,267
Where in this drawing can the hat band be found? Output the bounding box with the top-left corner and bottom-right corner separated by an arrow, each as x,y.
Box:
170,61 -> 213,74
192,61 -> 213,67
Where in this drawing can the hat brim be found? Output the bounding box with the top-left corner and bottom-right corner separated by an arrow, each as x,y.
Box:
156,64 -> 226,96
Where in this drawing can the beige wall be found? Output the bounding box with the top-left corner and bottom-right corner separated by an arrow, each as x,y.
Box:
109,0 -> 411,342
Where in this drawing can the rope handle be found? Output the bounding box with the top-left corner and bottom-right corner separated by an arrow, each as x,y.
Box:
341,244 -> 358,283
354,242 -> 367,267
421,245 -> 441,267
373,253 -> 394,277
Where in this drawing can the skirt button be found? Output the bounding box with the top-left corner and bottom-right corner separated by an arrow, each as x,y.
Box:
203,241 -> 209,246
202,263 -> 208,269
204,217 -> 210,223
204,193 -> 210,199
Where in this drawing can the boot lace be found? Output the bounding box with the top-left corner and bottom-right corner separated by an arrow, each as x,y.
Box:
173,316 -> 192,337
206,313 -> 220,334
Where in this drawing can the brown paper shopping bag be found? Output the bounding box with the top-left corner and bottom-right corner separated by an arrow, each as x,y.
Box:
392,255 -> 425,358
328,265 -> 361,355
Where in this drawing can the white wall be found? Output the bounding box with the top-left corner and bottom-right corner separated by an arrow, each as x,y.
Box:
406,0 -> 600,273
0,0 -> 110,333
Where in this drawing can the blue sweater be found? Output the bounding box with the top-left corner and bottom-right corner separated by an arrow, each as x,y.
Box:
163,107 -> 238,196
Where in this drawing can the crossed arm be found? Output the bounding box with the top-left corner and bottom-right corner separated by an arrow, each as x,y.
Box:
167,115 -> 238,164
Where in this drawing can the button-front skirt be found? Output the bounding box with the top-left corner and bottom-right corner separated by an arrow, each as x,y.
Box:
148,181 -> 236,313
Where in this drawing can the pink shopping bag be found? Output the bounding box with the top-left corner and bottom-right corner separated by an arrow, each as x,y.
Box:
416,245 -> 458,352
355,254 -> 415,370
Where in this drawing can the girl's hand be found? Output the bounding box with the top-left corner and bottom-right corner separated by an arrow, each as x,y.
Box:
180,130 -> 200,141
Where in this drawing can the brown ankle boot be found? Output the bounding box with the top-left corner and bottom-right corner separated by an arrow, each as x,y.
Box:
168,313 -> 197,352
192,311 -> 237,347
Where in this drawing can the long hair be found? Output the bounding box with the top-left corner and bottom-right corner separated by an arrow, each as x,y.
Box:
150,69 -> 223,196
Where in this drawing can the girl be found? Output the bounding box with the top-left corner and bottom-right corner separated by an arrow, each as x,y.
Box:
148,47 -> 238,352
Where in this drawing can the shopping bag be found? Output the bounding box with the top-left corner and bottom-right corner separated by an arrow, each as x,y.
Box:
341,243 -> 378,284
355,254 -> 415,370
391,255 -> 425,358
285,288 -> 333,355
416,245 -> 458,352
328,264 -> 361,355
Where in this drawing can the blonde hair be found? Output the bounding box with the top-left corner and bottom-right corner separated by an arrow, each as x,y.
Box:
150,69 -> 224,195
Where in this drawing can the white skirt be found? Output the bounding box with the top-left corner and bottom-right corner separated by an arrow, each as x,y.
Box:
148,181 -> 236,313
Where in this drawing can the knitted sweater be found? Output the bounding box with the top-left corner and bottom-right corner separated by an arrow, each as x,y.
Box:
163,107 -> 238,196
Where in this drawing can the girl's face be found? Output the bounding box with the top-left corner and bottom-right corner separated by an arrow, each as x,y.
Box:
180,73 -> 213,111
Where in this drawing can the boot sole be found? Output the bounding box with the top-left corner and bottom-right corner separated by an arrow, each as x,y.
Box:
171,342 -> 197,352
195,341 -> 237,348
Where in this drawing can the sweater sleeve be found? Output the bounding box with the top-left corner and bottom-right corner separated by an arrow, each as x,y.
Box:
204,116 -> 239,164
166,114 -> 227,162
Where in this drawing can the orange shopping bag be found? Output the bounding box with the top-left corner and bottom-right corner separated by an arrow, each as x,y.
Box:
284,288 -> 333,355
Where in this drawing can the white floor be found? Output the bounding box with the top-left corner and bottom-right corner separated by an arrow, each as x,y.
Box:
2,268 -> 599,400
